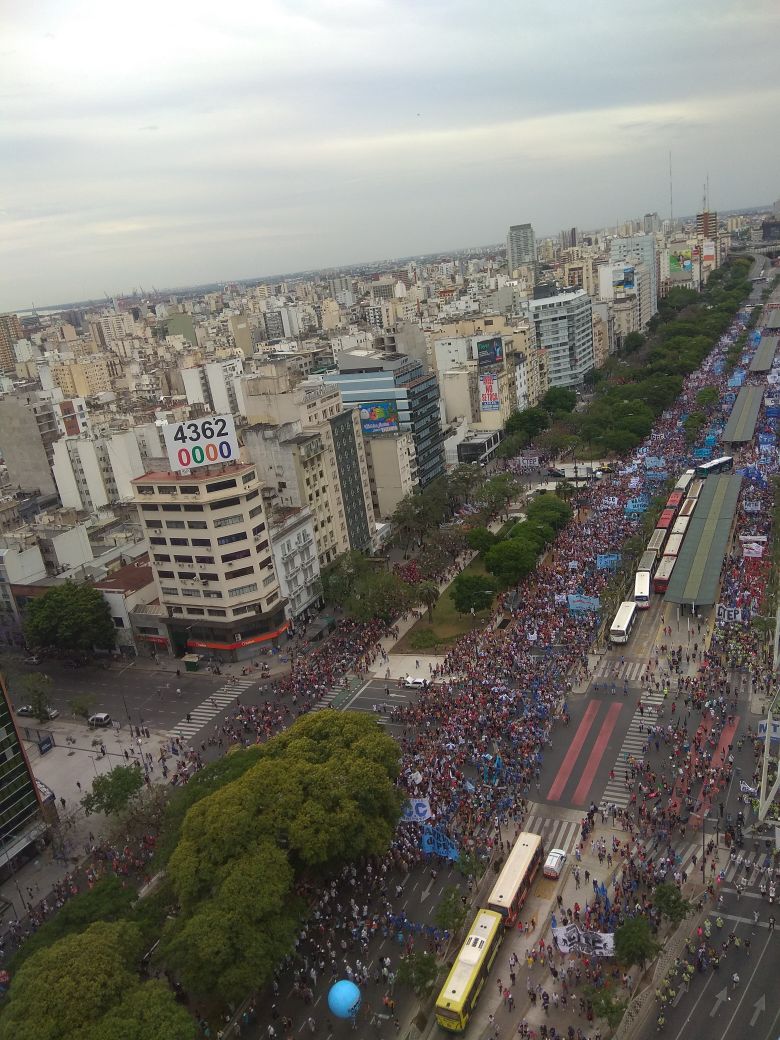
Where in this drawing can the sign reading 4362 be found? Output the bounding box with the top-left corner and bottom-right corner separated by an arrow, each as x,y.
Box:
163,414 -> 239,471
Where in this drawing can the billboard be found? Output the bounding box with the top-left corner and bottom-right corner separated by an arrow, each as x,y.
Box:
479,373 -> 501,412
476,336 -> 504,368
703,240 -> 716,263
612,265 -> 635,290
670,249 -> 693,274
162,414 -> 238,472
358,401 -> 399,434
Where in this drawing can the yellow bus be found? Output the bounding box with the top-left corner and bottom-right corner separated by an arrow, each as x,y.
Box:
434,909 -> 504,1032
486,831 -> 544,923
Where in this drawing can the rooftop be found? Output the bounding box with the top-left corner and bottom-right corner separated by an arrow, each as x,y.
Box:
93,557 -> 154,593
132,463 -> 254,485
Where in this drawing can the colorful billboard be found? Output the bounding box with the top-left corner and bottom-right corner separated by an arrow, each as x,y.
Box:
358,401 -> 399,434
476,336 -> 504,368
670,249 -> 693,273
612,265 -> 635,290
479,373 -> 501,411
703,240 -> 716,263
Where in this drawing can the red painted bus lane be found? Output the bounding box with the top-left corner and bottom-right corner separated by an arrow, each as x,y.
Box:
546,700 -> 600,802
572,702 -> 623,806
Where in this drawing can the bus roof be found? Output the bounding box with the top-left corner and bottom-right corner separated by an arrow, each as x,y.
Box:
487,832 -> 543,915
611,601 -> 636,630
634,572 -> 650,593
648,529 -> 667,551
436,910 -> 504,1010
637,550 -> 657,572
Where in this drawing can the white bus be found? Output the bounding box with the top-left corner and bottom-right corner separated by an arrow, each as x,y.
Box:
633,571 -> 651,609
486,831 -> 544,923
609,601 -> 638,643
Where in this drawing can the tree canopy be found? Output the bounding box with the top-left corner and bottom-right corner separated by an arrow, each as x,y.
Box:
24,581 -> 116,657
449,572 -> 496,614
82,765 -> 145,817
541,387 -> 577,414
0,921 -> 194,1040
161,712 -> 402,1003
614,915 -> 661,969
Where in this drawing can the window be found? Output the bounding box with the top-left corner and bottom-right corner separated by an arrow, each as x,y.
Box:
161,503 -> 181,512
195,555 -> 215,564
206,478 -> 237,493
170,538 -> 188,546
181,588 -> 202,597
150,537 -> 166,545
249,505 -> 263,518
183,503 -> 204,512
179,485 -> 198,495
191,538 -> 211,547
232,604 -> 253,615
242,471 -> 255,484
229,566 -> 255,580
246,489 -> 259,501
207,608 -> 226,617
112,617 -> 125,628
217,531 -> 247,546
203,590 -> 221,599
137,486 -> 154,496
211,495 -> 241,509
161,587 -> 177,596
174,555 -> 193,563
256,540 -> 270,553
157,570 -> 174,578
156,486 -> 177,496
188,521 -> 208,530
259,556 -> 273,570
223,548 -> 251,564
199,572 -> 218,582
153,553 -> 171,563
167,520 -> 186,529
214,514 -> 243,528
146,520 -> 163,530
141,504 -> 158,512
229,582 -> 258,597
252,523 -> 265,536
187,607 -> 205,616
266,591 -> 278,604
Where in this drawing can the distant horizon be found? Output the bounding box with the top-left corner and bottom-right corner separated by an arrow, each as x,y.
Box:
10,201 -> 772,318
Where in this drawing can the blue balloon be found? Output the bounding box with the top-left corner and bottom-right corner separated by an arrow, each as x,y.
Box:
328,979 -> 361,1019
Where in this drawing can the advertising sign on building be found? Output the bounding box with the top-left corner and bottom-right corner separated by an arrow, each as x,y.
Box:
670,249 -> 693,273
612,265 -> 635,290
479,373 -> 501,412
162,414 -> 239,472
476,336 -> 504,369
358,401 -> 400,434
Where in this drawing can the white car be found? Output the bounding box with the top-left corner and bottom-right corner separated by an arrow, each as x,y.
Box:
403,676 -> 426,689
543,848 -> 567,879
88,712 -> 112,728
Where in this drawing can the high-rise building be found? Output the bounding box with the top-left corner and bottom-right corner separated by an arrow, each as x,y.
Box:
0,392 -> 60,495
525,290 -> 594,389
0,671 -> 49,883
506,223 -> 536,275
0,313 -> 23,373
325,351 -> 445,487
643,212 -> 660,234
609,235 -> 658,318
53,431 -> 145,511
132,463 -> 286,660
695,211 -> 718,238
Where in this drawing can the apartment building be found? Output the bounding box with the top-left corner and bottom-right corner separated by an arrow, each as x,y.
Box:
524,290 -> 594,389
267,506 -> 322,620
52,431 -> 145,511
132,463 -> 286,660
0,392 -> 60,495
0,314 -> 23,374
181,357 -> 244,415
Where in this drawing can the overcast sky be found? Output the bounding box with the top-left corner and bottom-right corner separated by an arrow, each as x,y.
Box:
2,0 -> 778,310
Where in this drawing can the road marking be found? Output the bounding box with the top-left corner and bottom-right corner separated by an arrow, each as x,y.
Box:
342,677 -> 376,712
751,995 -> 766,1027
717,932 -> 773,1040
420,878 -> 435,902
710,986 -> 728,1017
546,700 -> 600,801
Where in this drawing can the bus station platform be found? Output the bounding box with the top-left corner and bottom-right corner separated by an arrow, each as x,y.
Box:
749,335 -> 778,373
722,384 -> 763,444
664,473 -> 742,607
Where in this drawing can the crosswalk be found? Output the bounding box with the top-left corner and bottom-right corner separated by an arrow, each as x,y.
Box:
599,688 -> 665,809
524,814 -> 580,855
590,657 -> 648,684
312,675 -> 367,711
169,677 -> 256,740
669,842 -> 776,891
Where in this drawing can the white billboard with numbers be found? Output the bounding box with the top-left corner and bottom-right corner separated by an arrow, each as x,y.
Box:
162,414 -> 239,472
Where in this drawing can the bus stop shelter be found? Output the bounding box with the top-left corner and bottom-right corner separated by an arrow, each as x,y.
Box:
664,473 -> 742,607
749,336 -> 778,373
722,385 -> 763,444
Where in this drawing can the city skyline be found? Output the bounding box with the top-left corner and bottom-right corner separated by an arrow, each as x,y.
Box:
2,0 -> 779,311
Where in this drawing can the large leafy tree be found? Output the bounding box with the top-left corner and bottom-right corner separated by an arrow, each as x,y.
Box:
449,573 -> 496,614
162,713 -> 402,1003
24,581 -> 116,656
0,921 -> 194,1040
484,538 -> 538,586
541,387 -> 577,414
614,916 -> 661,969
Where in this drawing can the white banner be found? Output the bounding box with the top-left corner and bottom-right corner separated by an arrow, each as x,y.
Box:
552,925 -> 614,957
742,542 -> 765,558
401,798 -> 432,823
739,780 -> 758,796
743,499 -> 762,514
739,534 -> 767,543
716,604 -> 742,623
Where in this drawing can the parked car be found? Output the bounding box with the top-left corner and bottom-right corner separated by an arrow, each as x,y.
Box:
88,712 -> 112,728
543,848 -> 567,879
403,676 -> 426,689
15,704 -> 59,720
547,467 -> 565,478
23,655 -> 42,665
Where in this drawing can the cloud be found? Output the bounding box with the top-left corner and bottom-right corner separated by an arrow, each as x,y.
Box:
1,0 -> 779,308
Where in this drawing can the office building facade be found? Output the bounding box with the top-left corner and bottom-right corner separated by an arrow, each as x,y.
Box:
525,290 -> 594,389
506,223 -> 536,275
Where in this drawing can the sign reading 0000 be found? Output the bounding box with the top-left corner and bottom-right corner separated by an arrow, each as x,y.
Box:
163,414 -> 239,471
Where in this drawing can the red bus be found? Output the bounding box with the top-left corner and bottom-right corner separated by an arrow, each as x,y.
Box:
666,491 -> 684,511
653,557 -> 676,593
657,508 -> 676,530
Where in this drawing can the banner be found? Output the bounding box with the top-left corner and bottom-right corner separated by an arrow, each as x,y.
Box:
421,825 -> 460,861
600,496 -> 619,509
739,780 -> 759,795
359,401 -> 400,434
401,798 -> 432,823
552,925 -> 615,957
645,470 -> 669,482
742,541 -> 765,558
757,720 -> 780,744
624,500 -> 647,515
596,553 -> 621,570
716,604 -> 742,623
743,498 -> 762,514
567,594 -> 601,613
479,373 -> 501,412
645,456 -> 666,470
693,447 -> 712,459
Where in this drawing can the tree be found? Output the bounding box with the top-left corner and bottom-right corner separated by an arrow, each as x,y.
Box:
484,538 -> 538,586
434,886 -> 468,934
479,474 -> 517,517
466,526 -> 498,555
583,984 -> 628,1028
391,494 -> 427,551
614,916 -> 661,969
345,570 -> 412,623
20,672 -> 53,722
696,386 -> 719,408
526,494 -> 573,531
541,387 -> 577,414
0,920 -> 195,1040
622,331 -> 645,354
414,580 -> 440,623
69,694 -> 96,720
449,573 -> 496,615
653,883 -> 691,926
82,764 -> 145,817
396,950 -> 439,996
24,581 -> 116,658
505,406 -> 549,440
